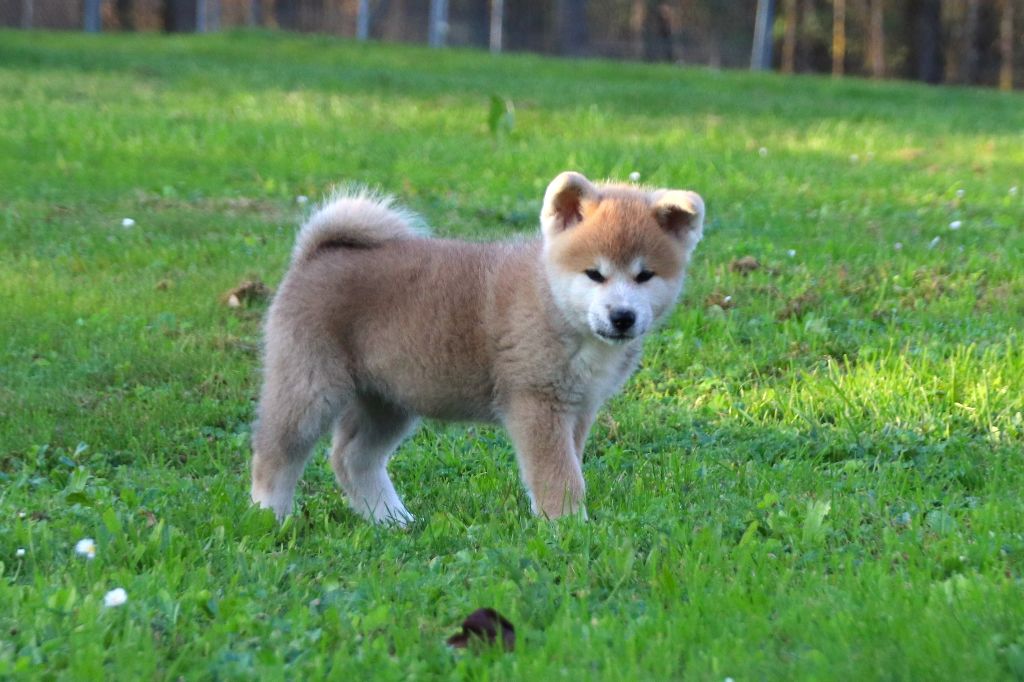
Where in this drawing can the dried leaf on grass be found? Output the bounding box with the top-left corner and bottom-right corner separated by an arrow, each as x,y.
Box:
705,291 -> 736,310
446,608 -> 515,652
223,278 -> 271,308
730,256 -> 760,275
777,291 -> 819,320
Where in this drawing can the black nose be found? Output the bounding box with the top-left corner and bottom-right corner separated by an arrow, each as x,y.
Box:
609,308 -> 636,332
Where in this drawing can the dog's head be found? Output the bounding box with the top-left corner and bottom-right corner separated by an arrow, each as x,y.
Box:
540,171 -> 704,344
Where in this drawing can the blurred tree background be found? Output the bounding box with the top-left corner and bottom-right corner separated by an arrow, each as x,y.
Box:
1,0 -> 1019,89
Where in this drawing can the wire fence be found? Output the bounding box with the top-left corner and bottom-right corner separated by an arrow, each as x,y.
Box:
0,0 -> 758,68
0,1 -> 1020,88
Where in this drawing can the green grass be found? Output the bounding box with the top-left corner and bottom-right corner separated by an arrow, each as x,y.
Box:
2,29 -> 1023,679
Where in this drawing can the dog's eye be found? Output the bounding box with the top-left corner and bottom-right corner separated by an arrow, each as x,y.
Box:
635,270 -> 655,283
584,269 -> 606,283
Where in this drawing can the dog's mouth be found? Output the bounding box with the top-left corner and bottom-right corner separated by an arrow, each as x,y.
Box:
595,329 -> 637,343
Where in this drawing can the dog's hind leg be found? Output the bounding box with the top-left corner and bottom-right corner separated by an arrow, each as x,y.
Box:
330,396 -> 419,527
250,359 -> 344,521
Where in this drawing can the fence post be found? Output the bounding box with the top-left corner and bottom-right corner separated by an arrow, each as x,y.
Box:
832,0 -> 846,76
999,0 -> 1014,90
20,0 -> 32,29
429,0 -> 448,48
868,0 -> 884,78
490,0 -> 503,53
250,0 -> 262,26
84,0 -> 101,32
751,0 -> 775,70
356,0 -> 370,40
197,0 -> 207,32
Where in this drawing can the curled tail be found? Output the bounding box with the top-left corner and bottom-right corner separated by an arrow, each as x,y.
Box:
292,188 -> 426,263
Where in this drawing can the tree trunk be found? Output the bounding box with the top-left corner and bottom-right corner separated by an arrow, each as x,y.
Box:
905,0 -> 943,84
655,2 -> 682,63
116,0 -> 134,29
163,0 -> 198,32
964,0 -> 981,84
868,0 -> 884,78
782,0 -> 798,73
490,0 -> 504,53
206,0 -> 220,31
799,0 -> 816,72
999,0 -> 1014,90
273,0 -> 297,30
630,0 -> 646,60
832,0 -> 846,76
557,0 -> 588,57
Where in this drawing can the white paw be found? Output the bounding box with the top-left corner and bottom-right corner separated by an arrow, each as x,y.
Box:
373,503 -> 415,528
350,494 -> 414,528
251,486 -> 292,522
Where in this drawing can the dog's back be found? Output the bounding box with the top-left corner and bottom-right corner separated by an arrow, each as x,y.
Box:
279,236 -> 526,421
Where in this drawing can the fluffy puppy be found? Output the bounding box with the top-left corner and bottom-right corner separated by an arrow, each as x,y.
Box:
251,171 -> 704,524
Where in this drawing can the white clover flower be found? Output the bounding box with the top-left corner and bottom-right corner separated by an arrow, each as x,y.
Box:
787,249 -> 796,257
74,537 -> 96,559
18,511 -> 26,519
628,171 -> 641,183
955,189 -> 965,199
16,548 -> 26,558
103,587 -> 128,608
928,236 -> 941,249
1010,186 -> 1019,197
894,242 -> 903,250
849,154 -> 859,163
121,218 -> 135,228
296,195 -> 309,205
758,147 -> 768,157
949,220 -> 962,230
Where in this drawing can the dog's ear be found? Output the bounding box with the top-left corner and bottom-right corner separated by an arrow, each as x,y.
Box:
652,189 -> 705,254
541,171 -> 598,239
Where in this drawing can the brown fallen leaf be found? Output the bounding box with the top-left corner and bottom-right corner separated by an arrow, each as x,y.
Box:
223,278 -> 271,308
777,291 -> 819,320
705,291 -> 736,310
730,255 -> 760,275
446,607 -> 515,652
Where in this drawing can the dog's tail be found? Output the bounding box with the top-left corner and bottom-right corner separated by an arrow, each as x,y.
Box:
292,188 -> 426,263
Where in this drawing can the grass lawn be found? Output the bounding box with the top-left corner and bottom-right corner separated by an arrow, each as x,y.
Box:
1,29 -> 1023,679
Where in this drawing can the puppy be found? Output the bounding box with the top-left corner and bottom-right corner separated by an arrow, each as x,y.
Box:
250,171 -> 704,524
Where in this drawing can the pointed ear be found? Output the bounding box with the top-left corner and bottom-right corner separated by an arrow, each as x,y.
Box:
540,171 -> 598,239
652,189 -> 705,254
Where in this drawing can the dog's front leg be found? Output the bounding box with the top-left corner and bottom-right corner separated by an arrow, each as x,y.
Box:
572,410 -> 597,465
504,398 -> 586,519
